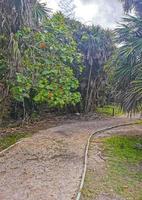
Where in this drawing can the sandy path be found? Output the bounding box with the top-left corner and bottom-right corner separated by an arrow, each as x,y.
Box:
0,118 -> 136,200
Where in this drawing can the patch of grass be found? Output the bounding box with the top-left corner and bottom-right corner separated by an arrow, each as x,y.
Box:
135,119 -> 142,125
104,136 -> 142,163
103,136 -> 142,199
81,170 -> 96,199
96,105 -> 123,117
0,132 -> 31,151
81,135 -> 142,200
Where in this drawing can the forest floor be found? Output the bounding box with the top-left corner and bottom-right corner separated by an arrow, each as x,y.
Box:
0,117 -> 141,200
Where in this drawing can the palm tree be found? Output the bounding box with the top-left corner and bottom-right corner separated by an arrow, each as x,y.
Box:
0,0 -> 49,33
83,27 -> 114,113
69,21 -> 114,113
113,16 -> 142,113
59,0 -> 76,19
120,0 -> 142,17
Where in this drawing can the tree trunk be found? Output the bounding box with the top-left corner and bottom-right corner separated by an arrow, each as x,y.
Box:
85,61 -> 93,113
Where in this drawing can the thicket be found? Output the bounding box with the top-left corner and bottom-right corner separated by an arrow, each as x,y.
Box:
1,0 -> 142,124
0,1 -> 114,123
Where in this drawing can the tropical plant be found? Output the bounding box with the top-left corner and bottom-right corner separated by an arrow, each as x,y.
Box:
0,0 -> 49,33
0,0 -> 115,122
59,0 -> 76,19
120,0 -> 142,17
10,13 -> 81,119
69,20 -> 114,113
0,0 -> 50,121
112,16 -> 142,113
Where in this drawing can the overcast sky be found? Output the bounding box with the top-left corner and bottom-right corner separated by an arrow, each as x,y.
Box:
43,0 -> 124,29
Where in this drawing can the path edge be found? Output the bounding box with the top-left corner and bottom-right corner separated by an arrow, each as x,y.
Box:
75,121 -> 139,200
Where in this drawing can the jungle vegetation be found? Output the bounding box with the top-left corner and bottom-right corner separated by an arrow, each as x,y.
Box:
0,0 -> 142,124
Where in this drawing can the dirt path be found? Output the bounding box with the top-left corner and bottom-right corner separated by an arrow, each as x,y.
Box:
0,118 -> 137,200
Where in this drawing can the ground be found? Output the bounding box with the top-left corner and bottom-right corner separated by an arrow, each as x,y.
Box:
81,125 -> 142,200
0,117 -> 141,200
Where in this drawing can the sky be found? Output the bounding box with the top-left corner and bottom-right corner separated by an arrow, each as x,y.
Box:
43,0 -> 124,29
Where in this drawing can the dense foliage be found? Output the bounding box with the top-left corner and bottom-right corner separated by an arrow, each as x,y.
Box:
0,1 -> 82,122
0,0 -> 114,122
70,22 -> 114,112
2,0 -> 142,123
1,14 -> 82,120
12,14 -> 81,110
0,0 -> 50,121
112,16 -> 142,113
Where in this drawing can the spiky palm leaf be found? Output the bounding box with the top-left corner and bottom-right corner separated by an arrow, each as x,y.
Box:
0,0 -> 50,33
32,1 -> 50,26
73,24 -> 114,112
113,16 -> 142,113
120,0 -> 142,17
59,0 -> 76,18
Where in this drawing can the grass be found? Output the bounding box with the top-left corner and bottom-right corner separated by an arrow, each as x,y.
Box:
103,136 -> 142,199
81,135 -> 142,200
104,136 -> 142,163
135,119 -> 142,125
96,105 -> 123,117
0,132 -> 31,151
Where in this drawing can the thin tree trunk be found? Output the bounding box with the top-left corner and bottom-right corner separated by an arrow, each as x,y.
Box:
86,77 -> 97,113
85,61 -> 93,113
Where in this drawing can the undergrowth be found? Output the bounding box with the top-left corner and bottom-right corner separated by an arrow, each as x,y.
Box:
0,132 -> 31,151
96,105 -> 123,116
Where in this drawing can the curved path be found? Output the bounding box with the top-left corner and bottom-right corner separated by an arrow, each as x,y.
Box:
0,118 -> 136,200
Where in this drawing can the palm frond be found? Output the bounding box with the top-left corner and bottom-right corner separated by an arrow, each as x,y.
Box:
32,1 -> 51,25
120,0 -> 142,17
0,0 -> 50,33
113,15 -> 142,113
